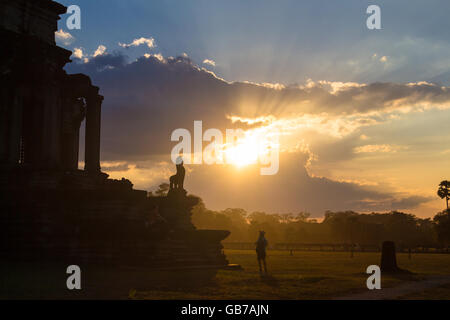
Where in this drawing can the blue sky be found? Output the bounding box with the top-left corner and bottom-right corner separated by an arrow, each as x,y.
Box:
58,0 -> 450,84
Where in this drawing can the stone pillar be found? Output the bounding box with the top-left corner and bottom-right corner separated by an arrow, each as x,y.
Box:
380,241 -> 399,273
84,94 -> 103,173
40,85 -> 61,168
62,130 -> 80,171
62,98 -> 85,171
0,87 -> 9,163
5,88 -> 23,165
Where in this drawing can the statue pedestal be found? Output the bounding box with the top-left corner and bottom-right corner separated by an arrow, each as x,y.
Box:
143,190 -> 231,268
167,187 -> 187,198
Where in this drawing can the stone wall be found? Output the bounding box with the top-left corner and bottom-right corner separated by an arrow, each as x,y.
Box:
0,0 -> 230,273
0,182 -> 229,269
0,0 -> 65,45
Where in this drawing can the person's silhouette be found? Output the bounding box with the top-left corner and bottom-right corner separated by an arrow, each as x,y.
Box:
256,231 -> 268,274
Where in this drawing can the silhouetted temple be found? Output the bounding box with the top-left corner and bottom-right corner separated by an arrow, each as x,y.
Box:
0,0 -> 229,272
0,0 -> 103,178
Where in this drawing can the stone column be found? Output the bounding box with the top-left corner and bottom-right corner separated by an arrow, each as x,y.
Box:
84,94 -> 103,173
62,129 -> 80,171
62,98 -> 85,171
40,85 -> 61,168
380,241 -> 400,273
5,87 -> 23,165
0,87 -> 9,163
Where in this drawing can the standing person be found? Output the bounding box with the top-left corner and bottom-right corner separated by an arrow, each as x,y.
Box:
256,231 -> 268,274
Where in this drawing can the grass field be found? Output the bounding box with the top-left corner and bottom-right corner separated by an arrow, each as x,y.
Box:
136,249 -> 450,299
2,249 -> 450,299
400,283 -> 450,300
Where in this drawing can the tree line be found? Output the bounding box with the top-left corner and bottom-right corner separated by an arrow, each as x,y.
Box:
151,180 -> 450,247
191,199 -> 450,248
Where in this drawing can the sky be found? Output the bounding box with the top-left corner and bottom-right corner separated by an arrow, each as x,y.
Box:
55,0 -> 450,218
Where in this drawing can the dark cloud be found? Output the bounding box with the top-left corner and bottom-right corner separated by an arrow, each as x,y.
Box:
71,52 -> 127,72
101,163 -> 130,172
428,70 -> 450,86
184,151 -> 430,216
66,53 -> 450,162
65,54 -> 438,214
67,54 -> 237,160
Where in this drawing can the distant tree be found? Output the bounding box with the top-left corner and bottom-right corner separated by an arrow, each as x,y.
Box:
191,203 -> 440,247
437,180 -> 450,210
296,212 -> 311,222
323,211 -> 359,243
378,211 -> 420,248
433,210 -> 450,247
280,213 -> 294,223
416,218 -> 437,247
348,216 -> 358,245
155,183 -> 170,197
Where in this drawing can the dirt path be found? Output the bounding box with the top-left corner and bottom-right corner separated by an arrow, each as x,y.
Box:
336,275 -> 450,300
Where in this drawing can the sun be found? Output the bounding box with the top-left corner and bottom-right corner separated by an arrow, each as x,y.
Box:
225,139 -> 259,167
224,130 -> 275,168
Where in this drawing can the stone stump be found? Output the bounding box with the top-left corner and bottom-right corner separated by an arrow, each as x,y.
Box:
380,241 -> 399,272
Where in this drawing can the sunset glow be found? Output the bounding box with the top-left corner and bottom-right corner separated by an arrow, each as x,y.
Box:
4,0 -> 450,303
56,0 -> 450,218
223,126 -> 280,168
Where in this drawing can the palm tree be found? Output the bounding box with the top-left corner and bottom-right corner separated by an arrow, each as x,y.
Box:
437,180 -> 450,211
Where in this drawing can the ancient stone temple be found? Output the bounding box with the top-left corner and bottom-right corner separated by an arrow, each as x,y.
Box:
0,0 -> 229,274
0,1 -> 104,178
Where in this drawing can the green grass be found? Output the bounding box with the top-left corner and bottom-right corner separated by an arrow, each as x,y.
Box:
136,250 -> 450,299
2,250 -> 450,299
399,283 -> 450,300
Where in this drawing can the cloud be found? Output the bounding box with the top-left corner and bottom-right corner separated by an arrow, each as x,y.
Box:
203,59 -> 216,67
72,47 -> 84,59
55,29 -> 74,45
101,161 -> 130,172
352,195 -> 432,212
65,51 -> 450,160
428,70 -> 450,86
294,80 -> 450,116
144,53 -> 164,61
100,151 -> 431,215
192,151 -> 431,214
119,37 -> 156,49
64,51 -> 446,214
104,160 -> 174,191
93,45 -> 107,57
71,45 -> 110,64
71,47 -> 90,64
354,144 -> 407,154
68,52 -> 126,72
